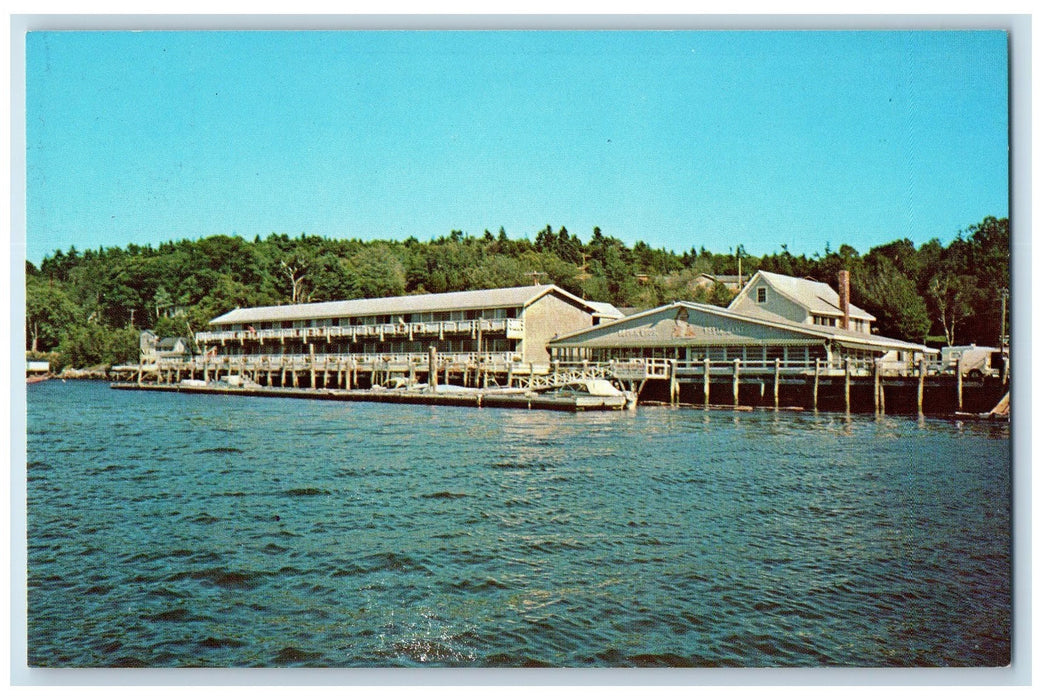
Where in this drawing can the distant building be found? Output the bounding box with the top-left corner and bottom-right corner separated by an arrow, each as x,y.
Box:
692,273 -> 746,292
27,360 -> 50,375
197,285 -> 622,367
140,331 -> 193,365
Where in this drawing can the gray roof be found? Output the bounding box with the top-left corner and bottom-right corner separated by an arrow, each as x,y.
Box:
586,300 -> 624,318
550,300 -> 934,354
209,285 -> 615,326
698,273 -> 745,285
156,337 -> 188,350
733,270 -> 875,321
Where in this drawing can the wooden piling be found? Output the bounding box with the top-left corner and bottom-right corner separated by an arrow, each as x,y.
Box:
428,347 -> 438,391
844,359 -> 851,413
703,357 -> 711,406
956,355 -> 964,411
669,360 -> 679,405
873,359 -> 881,414
732,358 -> 741,406
917,358 -> 926,415
773,358 -> 781,409
309,344 -> 316,388
813,358 -> 820,410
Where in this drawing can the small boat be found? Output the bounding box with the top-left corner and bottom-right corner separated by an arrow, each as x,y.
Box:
545,379 -> 638,410
216,375 -> 262,390
27,374 -> 51,385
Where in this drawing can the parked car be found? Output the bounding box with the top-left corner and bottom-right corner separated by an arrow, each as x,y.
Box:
939,345 -> 1006,378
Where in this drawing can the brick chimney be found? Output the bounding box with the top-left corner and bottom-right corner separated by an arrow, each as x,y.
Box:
838,270 -> 850,330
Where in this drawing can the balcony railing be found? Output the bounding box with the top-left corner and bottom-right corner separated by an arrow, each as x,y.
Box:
195,318 -> 524,345
551,357 -> 933,380
160,351 -> 525,370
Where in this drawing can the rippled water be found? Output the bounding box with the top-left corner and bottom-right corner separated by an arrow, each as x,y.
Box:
26,380 -> 1010,667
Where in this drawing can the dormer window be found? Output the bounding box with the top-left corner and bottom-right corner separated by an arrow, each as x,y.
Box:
756,287 -> 768,303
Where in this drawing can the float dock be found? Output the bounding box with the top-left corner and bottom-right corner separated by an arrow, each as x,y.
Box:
109,381 -> 634,412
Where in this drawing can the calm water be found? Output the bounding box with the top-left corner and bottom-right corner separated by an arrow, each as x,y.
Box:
26,380 -> 1011,668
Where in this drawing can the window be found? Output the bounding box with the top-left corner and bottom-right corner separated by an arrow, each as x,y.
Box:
756,287 -> 768,303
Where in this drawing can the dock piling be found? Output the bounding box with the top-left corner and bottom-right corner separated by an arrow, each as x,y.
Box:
703,357 -> 711,407
428,347 -> 438,391
873,359 -> 881,414
956,356 -> 964,411
918,358 -> 926,415
732,358 -> 741,407
773,358 -> 780,409
844,359 -> 851,413
813,358 -> 820,410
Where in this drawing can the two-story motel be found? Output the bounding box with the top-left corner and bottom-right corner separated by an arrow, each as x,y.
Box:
195,284 -> 621,373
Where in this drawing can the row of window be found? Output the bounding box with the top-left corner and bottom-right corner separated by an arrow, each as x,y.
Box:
223,307 -> 521,331
215,338 -> 517,356
811,315 -> 868,333
554,345 -> 830,363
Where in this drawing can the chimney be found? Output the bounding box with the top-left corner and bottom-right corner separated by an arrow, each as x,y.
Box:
838,270 -> 850,330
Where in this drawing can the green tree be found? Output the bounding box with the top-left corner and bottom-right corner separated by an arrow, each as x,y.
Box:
855,256 -> 930,342
928,272 -> 977,346
346,245 -> 406,298
26,277 -> 80,352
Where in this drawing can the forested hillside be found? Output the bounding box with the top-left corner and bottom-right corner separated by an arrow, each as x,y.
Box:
25,217 -> 1009,370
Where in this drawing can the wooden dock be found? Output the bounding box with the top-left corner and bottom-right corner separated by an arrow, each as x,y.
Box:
110,353 -> 1008,417
109,382 -> 633,413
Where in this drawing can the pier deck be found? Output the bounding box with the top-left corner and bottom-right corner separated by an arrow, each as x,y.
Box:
109,382 -> 632,412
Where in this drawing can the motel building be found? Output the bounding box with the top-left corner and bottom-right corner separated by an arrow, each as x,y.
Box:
547,270 -> 936,384
189,285 -> 621,388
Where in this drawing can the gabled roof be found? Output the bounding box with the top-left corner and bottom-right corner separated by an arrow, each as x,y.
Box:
697,273 -> 744,285
156,337 -> 189,350
586,300 -> 625,319
550,300 -> 934,354
209,285 -> 613,326
732,270 -> 875,321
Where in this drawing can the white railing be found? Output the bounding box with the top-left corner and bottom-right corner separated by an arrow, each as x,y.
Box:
195,318 -> 524,345
547,356 -> 930,379
164,351 -> 524,370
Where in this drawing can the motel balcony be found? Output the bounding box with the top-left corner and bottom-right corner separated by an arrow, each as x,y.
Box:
195,318 -> 525,345
156,350 -> 532,373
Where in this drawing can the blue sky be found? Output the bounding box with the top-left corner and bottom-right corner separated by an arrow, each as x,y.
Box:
24,30 -> 1009,264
